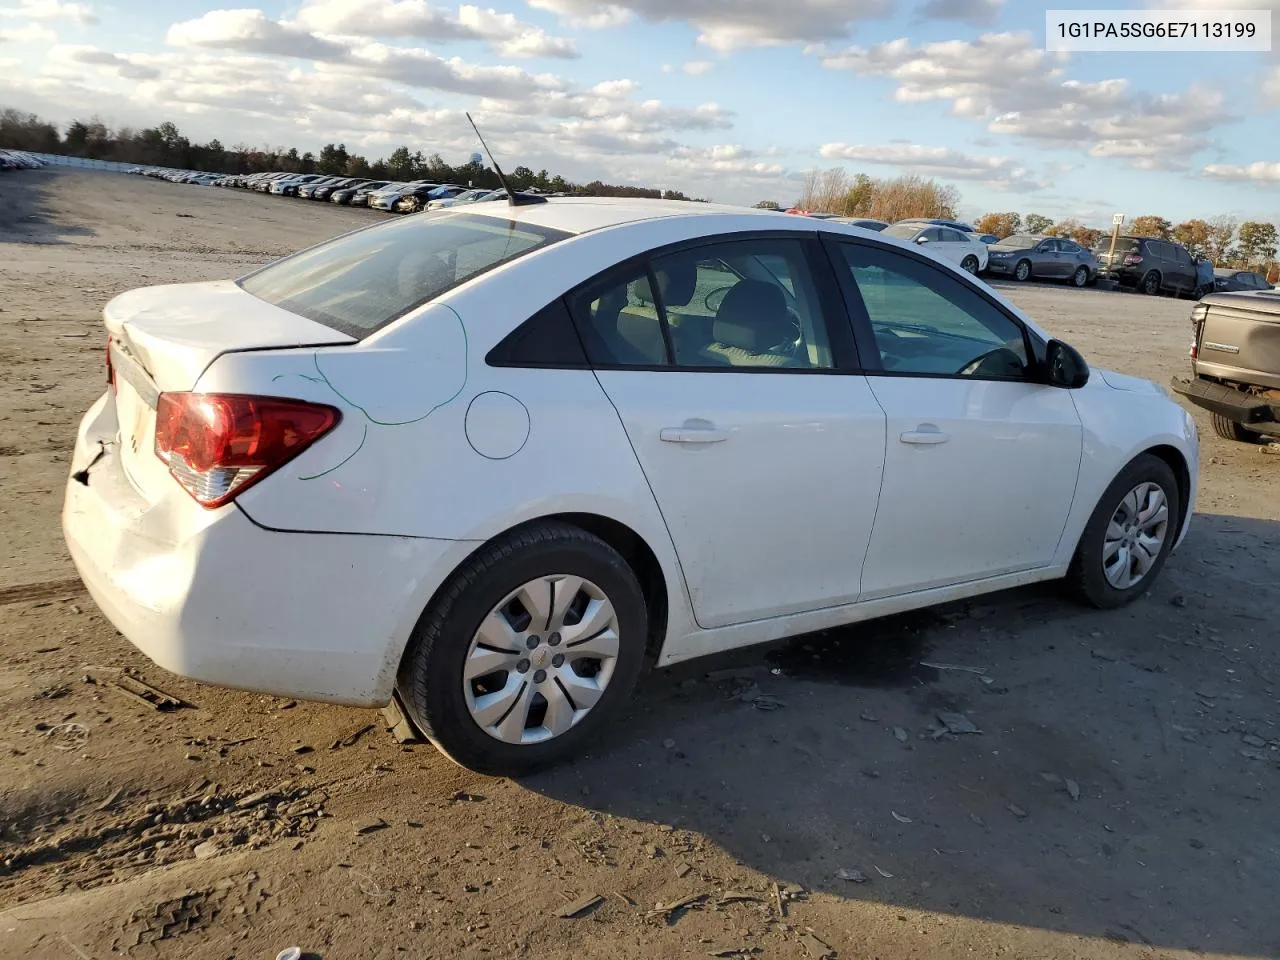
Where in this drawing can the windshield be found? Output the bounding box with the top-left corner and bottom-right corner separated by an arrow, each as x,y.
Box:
995,235 -> 1040,248
884,224 -> 922,240
239,212 -> 571,339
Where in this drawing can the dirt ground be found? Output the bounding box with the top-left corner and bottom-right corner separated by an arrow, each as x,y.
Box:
2,168 -> 1278,960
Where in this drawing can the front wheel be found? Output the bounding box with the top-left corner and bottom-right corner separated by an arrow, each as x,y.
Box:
961,255 -> 979,275
1066,454 -> 1180,609
1014,260 -> 1031,281
396,522 -> 648,775
1211,412 -> 1263,443
1071,266 -> 1089,287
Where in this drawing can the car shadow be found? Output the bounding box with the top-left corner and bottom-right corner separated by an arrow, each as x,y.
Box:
0,168 -> 96,245
526,513 -> 1280,956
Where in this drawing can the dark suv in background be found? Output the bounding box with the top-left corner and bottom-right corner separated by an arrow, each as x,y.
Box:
1094,236 -> 1198,296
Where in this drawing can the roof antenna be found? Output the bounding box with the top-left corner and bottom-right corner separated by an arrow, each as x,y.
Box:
465,112 -> 546,207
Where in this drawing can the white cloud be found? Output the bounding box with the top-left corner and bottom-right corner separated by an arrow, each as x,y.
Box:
816,31 -> 1233,169
292,0 -> 578,57
167,9 -> 347,59
820,141 -> 1047,190
0,21 -> 54,41
0,0 -> 94,24
528,0 -> 893,50
1266,65 -> 1280,106
914,0 -> 1002,25
682,59 -> 713,74
668,143 -> 784,176
1203,162 -> 1280,183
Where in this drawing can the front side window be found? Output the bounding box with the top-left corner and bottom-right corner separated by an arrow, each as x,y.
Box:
239,212 -> 569,339
837,243 -> 1030,379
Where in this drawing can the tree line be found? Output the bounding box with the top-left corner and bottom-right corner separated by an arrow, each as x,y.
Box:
788,168 -> 961,222
0,108 -> 702,201
974,212 -> 1277,274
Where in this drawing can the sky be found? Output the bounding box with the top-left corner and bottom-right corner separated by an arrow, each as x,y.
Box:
1,0 -> 1279,225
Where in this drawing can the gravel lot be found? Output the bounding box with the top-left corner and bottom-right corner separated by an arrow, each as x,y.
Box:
1,169 -> 1278,960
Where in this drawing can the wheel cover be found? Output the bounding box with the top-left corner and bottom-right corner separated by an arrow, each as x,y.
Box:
1074,268 -> 1087,286
962,257 -> 978,274
1016,262 -> 1030,280
463,575 -> 620,745
1101,482 -> 1170,590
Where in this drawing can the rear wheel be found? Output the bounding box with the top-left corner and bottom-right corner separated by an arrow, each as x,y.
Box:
1067,454 -> 1180,609
1142,270 -> 1161,295
1014,259 -> 1031,281
397,522 -> 648,775
1071,266 -> 1089,287
1210,412 -> 1263,443
961,255 -> 979,275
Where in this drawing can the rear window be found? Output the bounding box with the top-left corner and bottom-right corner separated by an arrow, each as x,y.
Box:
1094,237 -> 1139,253
239,212 -> 570,338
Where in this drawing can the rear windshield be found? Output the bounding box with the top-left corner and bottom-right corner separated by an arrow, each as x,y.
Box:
239,211 -> 570,338
1094,237 -> 1140,253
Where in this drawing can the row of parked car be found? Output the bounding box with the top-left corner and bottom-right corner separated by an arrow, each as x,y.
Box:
0,149 -> 45,171
793,212 -> 1274,298
125,166 -> 541,214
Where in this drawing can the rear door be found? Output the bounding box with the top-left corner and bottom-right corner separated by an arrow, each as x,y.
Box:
825,237 -> 1083,598
572,233 -> 888,629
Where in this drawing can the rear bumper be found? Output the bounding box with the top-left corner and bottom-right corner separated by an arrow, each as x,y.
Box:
61,393 -> 462,706
1170,376 -> 1280,435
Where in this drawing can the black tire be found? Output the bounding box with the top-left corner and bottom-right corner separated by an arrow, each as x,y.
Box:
396,522 -> 649,775
1066,453 -> 1180,610
1071,266 -> 1088,287
1141,270 -> 1161,295
961,255 -> 979,275
1210,412 -> 1263,443
1014,259 -> 1031,281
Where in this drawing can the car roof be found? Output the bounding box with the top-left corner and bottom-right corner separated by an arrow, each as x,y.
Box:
457,196 -> 788,236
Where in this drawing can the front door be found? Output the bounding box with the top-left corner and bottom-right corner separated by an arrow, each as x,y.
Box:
827,238 -> 1084,598
568,234 -> 888,629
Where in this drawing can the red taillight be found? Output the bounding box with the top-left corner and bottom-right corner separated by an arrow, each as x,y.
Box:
1122,254 -> 1143,266
154,393 -> 341,508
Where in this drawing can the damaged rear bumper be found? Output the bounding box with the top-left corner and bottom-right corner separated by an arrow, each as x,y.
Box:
1170,376 -> 1280,436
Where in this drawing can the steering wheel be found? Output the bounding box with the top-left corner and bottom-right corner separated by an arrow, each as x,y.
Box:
957,347 -> 1023,377
704,284 -> 733,313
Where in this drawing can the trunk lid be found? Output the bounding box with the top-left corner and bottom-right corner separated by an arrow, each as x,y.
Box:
1194,291 -> 1280,390
104,280 -> 354,504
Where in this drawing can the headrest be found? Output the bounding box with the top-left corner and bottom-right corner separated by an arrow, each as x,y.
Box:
713,281 -> 791,352
631,254 -> 698,308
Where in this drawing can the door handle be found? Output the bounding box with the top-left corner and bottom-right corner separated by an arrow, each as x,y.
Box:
661,425 -> 730,444
900,426 -> 950,445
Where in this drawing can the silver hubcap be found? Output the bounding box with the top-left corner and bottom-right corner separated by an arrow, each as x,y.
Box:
963,258 -> 977,274
1102,482 -> 1170,589
1016,263 -> 1029,280
1074,269 -> 1086,286
463,575 -> 619,745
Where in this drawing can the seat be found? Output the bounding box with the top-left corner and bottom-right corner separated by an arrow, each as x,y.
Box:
635,254 -> 710,361
701,280 -> 802,368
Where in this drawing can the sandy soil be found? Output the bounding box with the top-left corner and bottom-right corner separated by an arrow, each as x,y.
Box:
1,169 -> 1278,960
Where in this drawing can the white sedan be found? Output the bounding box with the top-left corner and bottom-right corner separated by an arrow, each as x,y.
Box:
63,199 -> 1198,774
882,221 -> 990,274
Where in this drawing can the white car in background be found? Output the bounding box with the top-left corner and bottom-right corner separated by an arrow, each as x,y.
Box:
882,221 -> 990,274
63,198 -> 1198,776
426,188 -> 503,211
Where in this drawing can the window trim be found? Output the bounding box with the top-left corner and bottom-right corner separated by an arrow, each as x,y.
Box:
556,229 -> 863,375
820,234 -> 1048,384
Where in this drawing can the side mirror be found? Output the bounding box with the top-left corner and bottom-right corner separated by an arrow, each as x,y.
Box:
915,236 -> 929,245
1046,339 -> 1090,388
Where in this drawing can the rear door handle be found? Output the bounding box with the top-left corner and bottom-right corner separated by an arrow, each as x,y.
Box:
661,425 -> 730,444
900,426 -> 950,445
